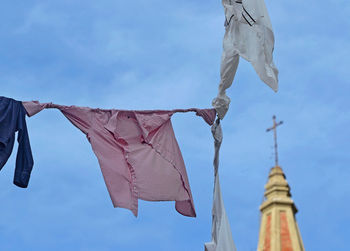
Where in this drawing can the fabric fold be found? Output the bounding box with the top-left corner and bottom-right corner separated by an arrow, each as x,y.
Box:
22,101 -> 216,217
22,101 -> 52,117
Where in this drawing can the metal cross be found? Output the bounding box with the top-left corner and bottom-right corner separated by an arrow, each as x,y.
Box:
266,115 -> 283,167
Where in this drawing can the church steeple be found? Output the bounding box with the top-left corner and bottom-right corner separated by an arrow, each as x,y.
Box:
257,117 -> 305,251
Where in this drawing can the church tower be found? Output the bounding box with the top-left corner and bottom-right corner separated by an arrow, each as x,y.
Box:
257,116 -> 305,251
257,165 -> 304,251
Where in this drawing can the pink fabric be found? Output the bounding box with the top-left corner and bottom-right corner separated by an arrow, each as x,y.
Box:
23,101 -> 216,217
22,101 -> 53,117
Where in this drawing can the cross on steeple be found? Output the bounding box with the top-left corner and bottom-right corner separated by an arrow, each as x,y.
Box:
266,115 -> 283,167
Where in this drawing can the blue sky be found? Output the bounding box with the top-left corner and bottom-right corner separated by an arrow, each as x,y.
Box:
1,0 -> 349,250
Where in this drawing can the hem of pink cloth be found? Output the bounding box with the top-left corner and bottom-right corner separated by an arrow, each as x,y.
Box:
175,199 -> 197,217
112,202 -> 138,217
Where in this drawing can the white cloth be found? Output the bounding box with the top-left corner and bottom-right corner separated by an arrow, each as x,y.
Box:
213,0 -> 279,119
205,119 -> 236,251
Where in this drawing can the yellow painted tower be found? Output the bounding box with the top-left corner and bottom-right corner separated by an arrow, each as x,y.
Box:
257,165 -> 304,251
257,116 -> 305,251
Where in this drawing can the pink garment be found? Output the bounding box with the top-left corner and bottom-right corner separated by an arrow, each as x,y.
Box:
23,101 -> 216,217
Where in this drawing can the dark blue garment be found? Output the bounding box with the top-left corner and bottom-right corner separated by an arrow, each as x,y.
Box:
0,97 -> 34,188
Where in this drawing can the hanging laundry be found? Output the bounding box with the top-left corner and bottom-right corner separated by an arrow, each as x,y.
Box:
23,101 -> 216,217
205,119 -> 236,251
213,0 -> 279,119
0,97 -> 34,188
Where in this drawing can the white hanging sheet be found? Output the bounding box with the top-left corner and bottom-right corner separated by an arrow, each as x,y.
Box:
213,0 -> 279,119
205,120 -> 236,251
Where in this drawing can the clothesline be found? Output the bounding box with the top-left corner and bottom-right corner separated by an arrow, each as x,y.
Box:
23,101 -> 216,125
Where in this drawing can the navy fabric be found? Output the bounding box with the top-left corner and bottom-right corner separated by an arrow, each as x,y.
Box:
0,97 -> 34,188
